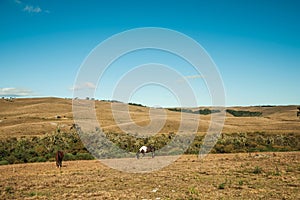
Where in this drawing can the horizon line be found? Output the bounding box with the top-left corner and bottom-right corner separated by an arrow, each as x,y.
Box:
1,96 -> 299,108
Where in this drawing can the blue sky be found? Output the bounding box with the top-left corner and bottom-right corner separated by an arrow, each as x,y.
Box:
0,0 -> 299,107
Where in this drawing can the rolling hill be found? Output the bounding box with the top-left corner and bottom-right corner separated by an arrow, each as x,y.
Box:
0,97 -> 299,138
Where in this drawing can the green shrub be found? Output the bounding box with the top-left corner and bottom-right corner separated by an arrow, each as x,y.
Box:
0,130 -> 299,165
29,157 -> 47,163
168,108 -> 220,115
224,144 -> 235,153
5,186 -> 14,194
0,160 -> 9,165
167,147 -> 184,156
64,153 -> 76,161
75,153 -> 94,160
253,166 -> 262,174
45,153 -> 54,160
6,155 -> 17,164
128,102 -> 145,107
214,144 -> 225,153
37,157 -> 47,162
238,180 -> 244,185
226,109 -> 262,117
188,186 -> 198,195
218,182 -> 225,189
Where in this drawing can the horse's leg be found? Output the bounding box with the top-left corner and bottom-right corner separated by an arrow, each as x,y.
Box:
152,151 -> 155,158
136,152 -> 140,159
56,161 -> 59,168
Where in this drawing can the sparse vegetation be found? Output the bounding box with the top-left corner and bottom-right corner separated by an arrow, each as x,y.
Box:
0,131 -> 89,164
167,108 -> 220,115
188,186 -> 199,195
0,130 -> 299,165
168,108 -> 263,117
226,109 -> 262,117
0,152 -> 299,199
5,186 -> 13,194
218,182 -> 225,189
253,166 -> 262,174
238,180 -> 244,186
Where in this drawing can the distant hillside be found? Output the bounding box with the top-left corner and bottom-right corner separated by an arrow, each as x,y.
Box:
0,97 -> 299,138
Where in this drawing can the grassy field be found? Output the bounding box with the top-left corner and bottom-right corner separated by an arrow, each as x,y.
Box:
0,97 -> 299,199
0,97 -> 299,137
0,152 -> 299,199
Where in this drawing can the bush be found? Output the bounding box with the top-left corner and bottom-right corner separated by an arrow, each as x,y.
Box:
167,108 -> 220,115
218,183 -> 225,189
0,130 -> 299,165
0,160 -> 9,165
224,144 -> 235,153
226,109 -> 262,117
128,102 -> 145,107
29,157 -> 47,163
253,166 -> 262,174
6,155 -> 17,164
75,153 -> 94,160
166,147 -> 184,156
214,144 -> 225,153
64,153 -> 76,161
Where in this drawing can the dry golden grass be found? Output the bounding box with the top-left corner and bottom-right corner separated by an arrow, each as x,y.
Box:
0,97 -> 300,138
1,98 -> 299,199
0,152 -> 299,199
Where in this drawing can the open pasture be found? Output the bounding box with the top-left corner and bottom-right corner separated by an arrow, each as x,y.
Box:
1,152 -> 299,199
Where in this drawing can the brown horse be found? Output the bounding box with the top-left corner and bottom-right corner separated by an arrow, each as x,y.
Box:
55,151 -> 64,169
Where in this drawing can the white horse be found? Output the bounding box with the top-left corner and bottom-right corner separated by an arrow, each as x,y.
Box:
136,145 -> 155,159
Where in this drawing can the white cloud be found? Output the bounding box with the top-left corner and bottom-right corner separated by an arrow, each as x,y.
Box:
69,82 -> 97,91
84,82 -> 96,89
0,88 -> 34,97
14,1 -> 49,14
15,0 -> 22,4
23,5 -> 42,13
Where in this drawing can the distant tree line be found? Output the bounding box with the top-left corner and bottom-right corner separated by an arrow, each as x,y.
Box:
167,108 -> 221,115
167,107 -> 262,117
128,102 -> 146,107
226,109 -> 262,117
